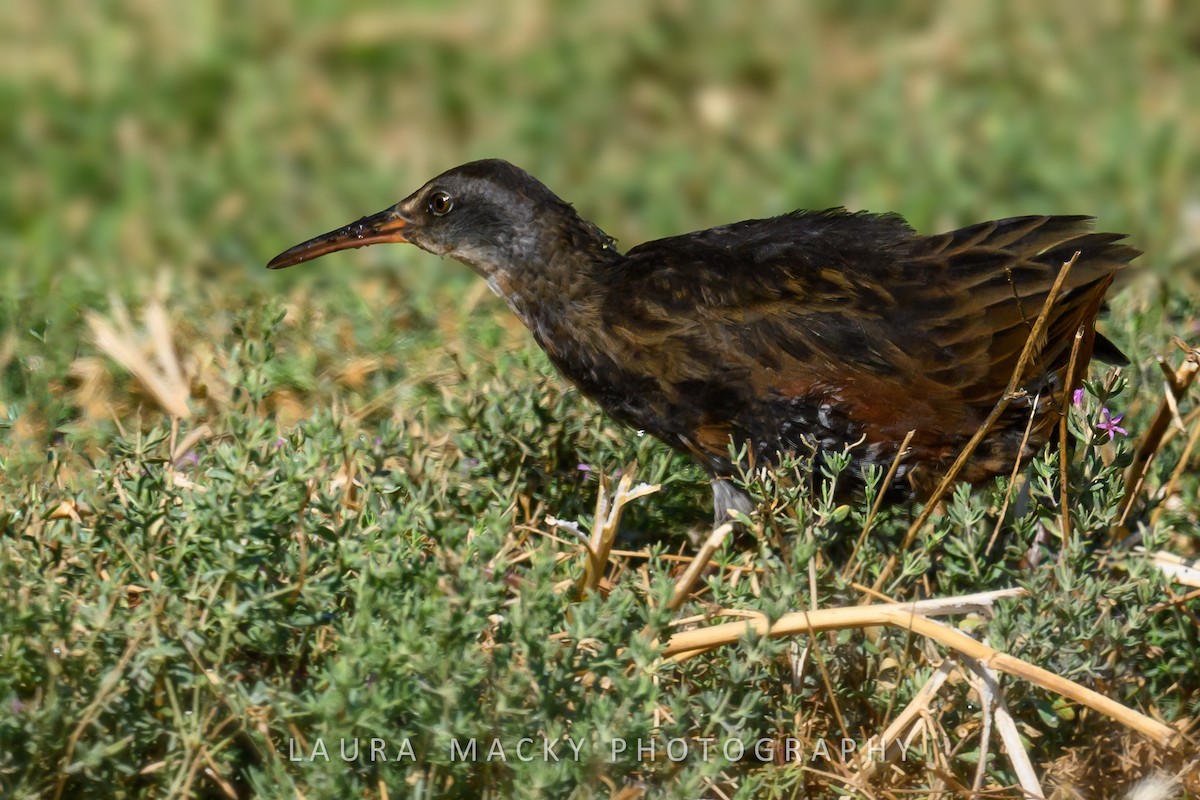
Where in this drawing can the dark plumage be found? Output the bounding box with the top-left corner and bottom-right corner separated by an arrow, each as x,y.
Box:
268,159 -> 1138,521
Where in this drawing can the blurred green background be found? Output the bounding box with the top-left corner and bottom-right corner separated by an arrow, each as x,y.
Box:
3,2 -> 1200,796
7,0 -> 1200,270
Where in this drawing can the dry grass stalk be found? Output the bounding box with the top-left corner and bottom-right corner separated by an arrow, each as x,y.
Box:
553,464 -> 659,599
799,579 -> 853,744
667,522 -> 734,612
843,429 -> 915,583
170,423 -> 212,465
1150,407 -> 1200,529
85,295 -> 191,419
964,656 -> 1044,799
872,253 -> 1081,593
660,597 -> 1177,747
967,660 -> 996,794
1148,587 -> 1200,616
1058,326 -> 1087,556
850,657 -> 956,788
1121,341 -> 1200,518
53,613 -> 153,800
1141,549 -> 1200,590
987,393 -> 1042,557
894,587 -> 1027,615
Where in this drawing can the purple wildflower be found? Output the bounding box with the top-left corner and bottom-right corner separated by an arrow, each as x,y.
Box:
1096,408 -> 1127,440
576,463 -> 592,474
273,437 -> 286,449
1072,388 -> 1085,407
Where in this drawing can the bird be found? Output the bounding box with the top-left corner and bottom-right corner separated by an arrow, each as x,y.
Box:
267,159 -> 1138,522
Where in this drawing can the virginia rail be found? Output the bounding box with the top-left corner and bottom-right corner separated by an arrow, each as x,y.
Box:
268,159 -> 1137,521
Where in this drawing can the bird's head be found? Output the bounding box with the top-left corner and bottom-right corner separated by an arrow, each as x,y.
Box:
267,159 -> 615,284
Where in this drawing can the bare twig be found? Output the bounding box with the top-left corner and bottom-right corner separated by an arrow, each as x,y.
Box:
660,597 -> 1177,746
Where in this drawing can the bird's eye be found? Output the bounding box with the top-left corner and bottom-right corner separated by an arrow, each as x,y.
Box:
428,191 -> 454,216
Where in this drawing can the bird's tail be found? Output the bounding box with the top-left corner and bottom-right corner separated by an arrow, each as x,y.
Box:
911,214 -> 1139,405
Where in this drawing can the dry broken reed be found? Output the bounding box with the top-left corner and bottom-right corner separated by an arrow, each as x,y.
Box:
85,293 -> 191,419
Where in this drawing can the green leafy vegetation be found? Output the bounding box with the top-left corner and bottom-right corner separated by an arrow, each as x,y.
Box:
2,1 -> 1199,797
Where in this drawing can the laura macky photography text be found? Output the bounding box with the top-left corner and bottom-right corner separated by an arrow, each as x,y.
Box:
288,735 -> 917,765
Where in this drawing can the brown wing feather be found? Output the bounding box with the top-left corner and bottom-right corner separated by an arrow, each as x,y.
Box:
905,217 -> 1136,409
595,211 -> 1136,494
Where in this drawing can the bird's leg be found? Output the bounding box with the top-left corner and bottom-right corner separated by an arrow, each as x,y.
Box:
711,477 -> 755,525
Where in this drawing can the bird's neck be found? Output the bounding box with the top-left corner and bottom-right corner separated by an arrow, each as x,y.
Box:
484,211 -> 623,343
482,210 -> 655,425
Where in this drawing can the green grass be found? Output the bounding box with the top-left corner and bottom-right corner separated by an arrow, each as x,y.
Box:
2,1 -> 1200,797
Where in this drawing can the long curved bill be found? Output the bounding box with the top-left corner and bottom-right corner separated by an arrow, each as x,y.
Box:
266,208 -> 410,269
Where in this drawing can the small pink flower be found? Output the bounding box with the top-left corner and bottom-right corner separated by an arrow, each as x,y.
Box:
576,463 -> 592,473
1072,388 -> 1085,407
1096,408 -> 1127,440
